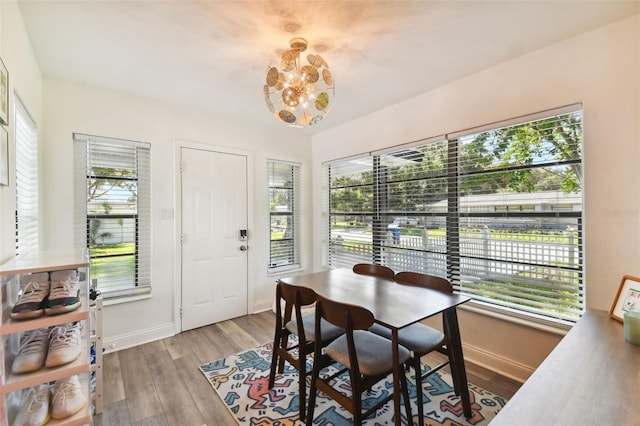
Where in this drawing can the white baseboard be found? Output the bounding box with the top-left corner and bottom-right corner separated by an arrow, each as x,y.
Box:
252,297 -> 273,314
462,342 -> 533,384
103,322 -> 175,354
103,301 -> 274,353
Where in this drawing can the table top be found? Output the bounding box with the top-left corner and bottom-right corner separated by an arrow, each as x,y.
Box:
278,268 -> 469,329
491,309 -> 640,426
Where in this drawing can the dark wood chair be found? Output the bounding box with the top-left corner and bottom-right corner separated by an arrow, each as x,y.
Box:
306,294 -> 412,426
268,280 -> 344,421
352,263 -> 395,279
371,271 -> 455,426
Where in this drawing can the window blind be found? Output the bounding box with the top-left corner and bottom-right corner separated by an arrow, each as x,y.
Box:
268,160 -> 301,270
327,156 -> 374,268
452,111 -> 583,322
15,97 -> 39,256
326,107 -> 584,323
74,133 -> 151,298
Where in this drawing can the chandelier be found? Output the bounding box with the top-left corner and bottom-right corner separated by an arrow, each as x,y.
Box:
263,37 -> 335,127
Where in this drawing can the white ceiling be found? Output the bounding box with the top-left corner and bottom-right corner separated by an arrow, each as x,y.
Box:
17,0 -> 640,134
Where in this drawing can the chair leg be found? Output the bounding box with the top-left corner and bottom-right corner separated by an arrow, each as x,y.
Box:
306,363 -> 320,426
400,366 -> 413,425
446,347 -> 460,396
268,333 -> 281,388
413,357 -> 424,426
353,378 -> 363,426
277,335 -> 287,374
298,356 -> 306,421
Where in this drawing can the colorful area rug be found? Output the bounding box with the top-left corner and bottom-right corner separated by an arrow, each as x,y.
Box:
199,342 -> 507,425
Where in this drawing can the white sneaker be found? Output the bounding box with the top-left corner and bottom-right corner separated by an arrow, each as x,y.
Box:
13,384 -> 51,426
45,323 -> 82,368
45,270 -> 80,315
51,375 -> 86,419
10,273 -> 50,320
12,328 -> 50,374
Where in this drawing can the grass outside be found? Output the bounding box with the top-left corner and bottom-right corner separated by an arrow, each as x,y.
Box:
465,277 -> 581,319
90,243 -> 135,279
95,233 -> 580,318
91,243 -> 134,256
331,229 -> 581,319
271,231 -> 285,240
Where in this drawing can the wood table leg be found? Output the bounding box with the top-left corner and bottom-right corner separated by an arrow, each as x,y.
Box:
392,328 -> 402,426
444,308 -> 471,418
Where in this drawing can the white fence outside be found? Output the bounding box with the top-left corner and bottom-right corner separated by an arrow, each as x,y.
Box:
330,228 -> 580,280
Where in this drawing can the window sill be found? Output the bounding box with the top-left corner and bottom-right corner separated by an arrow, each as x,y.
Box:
267,265 -> 303,277
459,300 -> 574,336
102,290 -> 152,307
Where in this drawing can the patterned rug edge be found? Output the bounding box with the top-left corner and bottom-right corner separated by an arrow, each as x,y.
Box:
199,342 -> 508,426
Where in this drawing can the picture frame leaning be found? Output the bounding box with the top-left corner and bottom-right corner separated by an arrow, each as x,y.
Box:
0,56 -> 7,126
609,275 -> 640,322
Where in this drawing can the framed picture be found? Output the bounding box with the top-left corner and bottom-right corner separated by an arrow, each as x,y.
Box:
0,126 -> 7,186
609,275 -> 640,322
0,57 -> 7,126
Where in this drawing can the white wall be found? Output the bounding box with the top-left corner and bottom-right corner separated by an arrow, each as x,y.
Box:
41,79 -> 313,350
312,15 -> 640,381
0,0 -> 42,264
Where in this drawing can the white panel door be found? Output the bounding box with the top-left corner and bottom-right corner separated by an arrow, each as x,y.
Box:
181,147 -> 248,331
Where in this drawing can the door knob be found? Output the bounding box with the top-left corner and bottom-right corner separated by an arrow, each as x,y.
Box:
240,245 -> 247,251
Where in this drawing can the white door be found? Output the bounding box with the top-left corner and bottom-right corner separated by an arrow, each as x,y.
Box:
180,147 -> 248,331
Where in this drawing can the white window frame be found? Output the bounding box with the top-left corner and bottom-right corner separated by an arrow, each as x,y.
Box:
74,133 -> 151,299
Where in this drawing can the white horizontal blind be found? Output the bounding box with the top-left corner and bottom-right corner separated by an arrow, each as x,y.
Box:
453,110 -> 583,322
15,98 -> 39,256
74,134 -> 151,298
375,140 -> 449,277
321,163 -> 329,267
327,156 -> 374,268
268,160 -> 301,270
74,142 -> 88,252
325,107 -> 584,323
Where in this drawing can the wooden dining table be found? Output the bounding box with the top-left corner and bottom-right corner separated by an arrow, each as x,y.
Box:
278,268 -> 472,425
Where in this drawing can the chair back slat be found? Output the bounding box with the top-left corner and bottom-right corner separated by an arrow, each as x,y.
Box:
275,280 -> 317,332
394,271 -> 453,294
277,280 -> 317,306
315,294 -> 374,331
352,263 -> 395,279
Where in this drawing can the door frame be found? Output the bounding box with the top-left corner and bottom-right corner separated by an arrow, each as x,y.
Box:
173,140 -> 255,334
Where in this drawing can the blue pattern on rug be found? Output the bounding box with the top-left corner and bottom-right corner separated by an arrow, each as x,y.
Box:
199,342 -> 507,425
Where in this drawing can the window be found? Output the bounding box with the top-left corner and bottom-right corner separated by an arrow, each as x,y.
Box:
268,160 -> 301,271
74,134 -> 151,298
15,97 -> 39,256
326,106 -> 583,324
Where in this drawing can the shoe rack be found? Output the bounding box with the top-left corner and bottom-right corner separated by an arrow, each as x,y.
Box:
89,291 -> 103,415
0,249 -> 92,425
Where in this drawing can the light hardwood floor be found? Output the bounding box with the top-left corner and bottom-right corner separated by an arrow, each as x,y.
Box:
93,311 -> 521,425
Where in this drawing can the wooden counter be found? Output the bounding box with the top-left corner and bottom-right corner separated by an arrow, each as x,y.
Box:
491,309 -> 640,425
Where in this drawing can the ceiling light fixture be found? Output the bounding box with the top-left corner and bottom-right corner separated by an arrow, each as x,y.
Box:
263,37 -> 334,127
